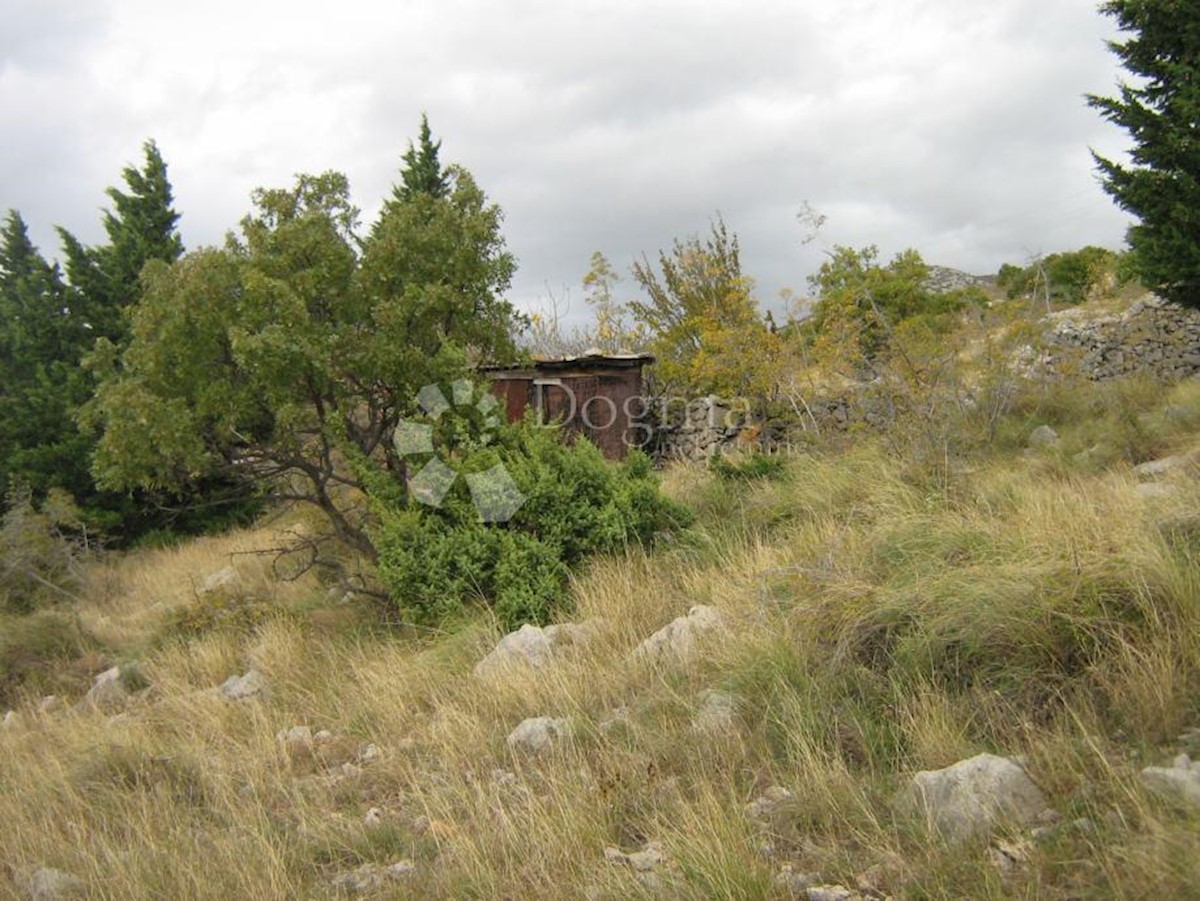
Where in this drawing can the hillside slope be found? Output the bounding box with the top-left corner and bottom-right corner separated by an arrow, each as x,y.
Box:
3,376 -> 1200,899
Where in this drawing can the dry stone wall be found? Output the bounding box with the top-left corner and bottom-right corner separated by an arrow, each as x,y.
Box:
1038,296 -> 1200,381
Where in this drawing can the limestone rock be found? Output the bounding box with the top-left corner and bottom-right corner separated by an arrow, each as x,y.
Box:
26,868 -> 86,900
330,860 -> 415,893
38,696 -> 61,714
1140,753 -> 1200,809
692,689 -> 737,734
276,725 -> 313,749
745,785 -> 795,820
506,716 -> 568,754
1134,455 -> 1189,479
83,666 -> 128,712
2,710 -> 20,731
773,865 -> 817,897
199,565 -> 239,595
898,753 -> 1049,842
633,605 -> 725,665
474,620 -> 603,680
363,807 -> 386,828
604,840 -> 667,873
1136,482 -> 1178,500
1027,425 -> 1060,449
219,668 -> 268,701
806,886 -> 860,901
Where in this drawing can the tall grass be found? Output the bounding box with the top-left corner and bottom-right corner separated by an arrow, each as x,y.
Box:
2,375 -> 1200,898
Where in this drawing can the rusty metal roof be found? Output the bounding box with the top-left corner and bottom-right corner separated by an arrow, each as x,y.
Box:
481,349 -> 655,373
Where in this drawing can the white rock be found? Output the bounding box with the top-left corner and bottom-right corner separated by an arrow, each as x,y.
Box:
219,668 -> 268,701
82,666 -> 129,713
38,696 -> 61,714
692,689 -> 737,734
314,729 -> 334,744
357,743 -> 382,764
774,866 -> 817,897
1140,756 -> 1200,809
1136,482 -> 1178,499
27,867 -> 87,900
506,716 -> 568,754
806,886 -> 859,901
276,725 -> 313,748
745,785 -> 795,820
385,861 -> 416,880
632,605 -> 725,665
330,860 -> 415,892
1134,455 -> 1189,479
363,807 -> 385,828
2,710 -> 20,731
199,565 -> 239,595
474,620 -> 604,680
1028,425 -> 1060,449
604,841 -> 666,872
898,753 -> 1048,842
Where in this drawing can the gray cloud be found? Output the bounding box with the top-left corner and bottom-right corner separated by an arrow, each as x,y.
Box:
1,0 -> 1132,323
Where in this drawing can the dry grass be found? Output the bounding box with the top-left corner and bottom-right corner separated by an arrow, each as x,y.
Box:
3,379 -> 1200,899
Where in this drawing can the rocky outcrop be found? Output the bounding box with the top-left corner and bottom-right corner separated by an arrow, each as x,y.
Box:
506,716 -> 568,754
897,753 -> 1049,842
1140,753 -> 1200,809
219,668 -> 268,702
329,860 -> 415,893
924,266 -> 992,295
199,565 -> 239,595
474,620 -> 603,680
632,605 -> 725,665
83,666 -> 128,712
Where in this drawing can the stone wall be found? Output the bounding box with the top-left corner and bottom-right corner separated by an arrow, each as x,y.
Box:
1038,296 -> 1200,381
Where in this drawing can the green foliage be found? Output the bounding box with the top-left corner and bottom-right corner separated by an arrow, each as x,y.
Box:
374,407 -> 690,628
0,211 -> 91,504
90,123 -> 519,560
58,140 -> 184,347
394,113 -> 450,202
806,245 -> 973,373
1,144 -> 254,544
1088,1 -> 1200,307
629,217 -> 780,395
996,247 -> 1121,304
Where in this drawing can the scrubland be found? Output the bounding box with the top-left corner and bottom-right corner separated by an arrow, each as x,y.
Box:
3,375 -> 1200,899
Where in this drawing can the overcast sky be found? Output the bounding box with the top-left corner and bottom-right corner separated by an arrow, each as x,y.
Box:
2,0 -> 1132,322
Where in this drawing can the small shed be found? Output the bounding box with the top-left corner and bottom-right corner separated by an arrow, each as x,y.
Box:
481,350 -> 655,460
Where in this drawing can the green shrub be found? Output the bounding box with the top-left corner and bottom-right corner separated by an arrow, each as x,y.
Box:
374,411 -> 690,629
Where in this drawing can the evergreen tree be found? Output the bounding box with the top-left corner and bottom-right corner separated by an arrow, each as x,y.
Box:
58,140 -> 184,345
0,212 -> 91,502
1088,0 -> 1200,307
393,114 -> 450,203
